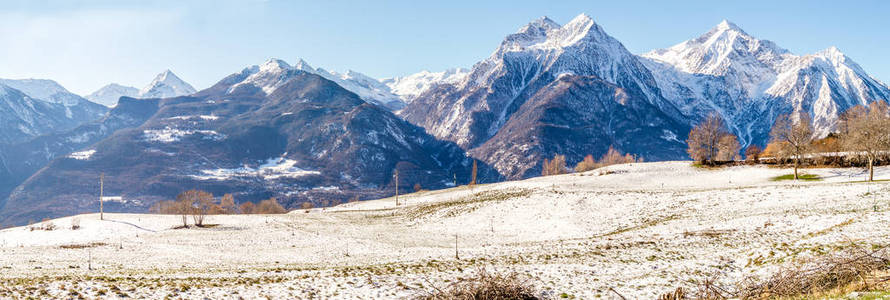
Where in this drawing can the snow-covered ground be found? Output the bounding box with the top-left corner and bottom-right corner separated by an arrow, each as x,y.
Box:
2,161 -> 889,299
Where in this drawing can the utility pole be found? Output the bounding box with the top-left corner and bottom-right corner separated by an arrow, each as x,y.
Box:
99,173 -> 104,220
454,234 -> 459,260
394,169 -> 399,206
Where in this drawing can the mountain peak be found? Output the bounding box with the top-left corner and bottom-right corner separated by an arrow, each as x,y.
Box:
568,13 -> 594,26
140,69 -> 196,98
519,16 -> 559,33
293,58 -> 314,71
261,58 -> 293,71
818,46 -> 844,56
714,19 -> 743,32
815,46 -> 850,66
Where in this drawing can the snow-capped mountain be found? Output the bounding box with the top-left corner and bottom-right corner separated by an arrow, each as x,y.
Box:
138,70 -> 197,99
0,79 -> 107,144
401,14 -> 687,178
641,20 -> 890,145
85,70 -> 197,107
231,58 -> 406,110
2,60 -> 495,225
85,83 -> 139,107
0,84 -> 70,144
381,68 -> 469,103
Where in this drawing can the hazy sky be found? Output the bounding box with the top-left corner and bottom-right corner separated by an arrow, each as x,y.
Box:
1,0 -> 888,95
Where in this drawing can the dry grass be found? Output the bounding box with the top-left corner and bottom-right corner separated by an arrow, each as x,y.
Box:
59,242 -> 107,249
416,269 -> 539,300
739,246 -> 890,298
661,245 -> 890,299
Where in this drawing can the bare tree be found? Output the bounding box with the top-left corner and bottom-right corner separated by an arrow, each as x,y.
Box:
574,154 -> 596,172
839,102 -> 890,181
470,160 -> 478,186
717,134 -> 741,161
687,114 -> 731,165
175,189 -> 213,227
769,112 -> 814,180
257,197 -> 287,214
220,193 -> 236,214
239,201 -> 256,214
541,154 -> 567,176
745,145 -> 762,163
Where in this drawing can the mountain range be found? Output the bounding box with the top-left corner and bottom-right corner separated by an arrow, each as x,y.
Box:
0,60 -> 495,225
1,14 -> 888,225
85,70 -> 197,107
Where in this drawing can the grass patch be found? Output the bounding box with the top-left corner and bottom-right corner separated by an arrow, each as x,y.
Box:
770,173 -> 822,181
407,189 -> 531,220
59,242 -> 107,249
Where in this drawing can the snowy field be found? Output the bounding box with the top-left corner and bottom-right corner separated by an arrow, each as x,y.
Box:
1,161 -> 889,299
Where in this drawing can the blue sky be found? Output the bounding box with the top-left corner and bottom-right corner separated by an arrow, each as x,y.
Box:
1,0 -> 888,95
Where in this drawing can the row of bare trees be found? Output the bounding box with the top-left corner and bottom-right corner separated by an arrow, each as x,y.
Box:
541,146 -> 642,176
688,101 -> 890,181
149,190 -> 287,227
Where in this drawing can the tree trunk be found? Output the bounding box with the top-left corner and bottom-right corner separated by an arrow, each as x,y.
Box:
794,156 -> 799,180
869,157 -> 874,182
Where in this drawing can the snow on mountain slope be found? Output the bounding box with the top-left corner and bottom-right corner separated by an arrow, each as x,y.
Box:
381,68 -> 469,103
0,79 -> 107,143
2,63 -> 494,226
85,83 -> 139,107
641,20 -> 890,145
0,78 -> 84,106
85,70 -> 197,107
228,58 -> 406,110
401,14 -> 687,178
2,162 -> 889,298
138,69 -> 197,99
0,84 -> 71,144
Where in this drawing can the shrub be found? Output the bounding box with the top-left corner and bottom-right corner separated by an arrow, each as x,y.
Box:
418,269 -> 538,300
70,218 -> 81,230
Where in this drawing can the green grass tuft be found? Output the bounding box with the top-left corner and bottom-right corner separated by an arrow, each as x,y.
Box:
770,174 -> 822,181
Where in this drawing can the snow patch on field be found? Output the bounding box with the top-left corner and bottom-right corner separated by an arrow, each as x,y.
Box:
191,157 -> 320,181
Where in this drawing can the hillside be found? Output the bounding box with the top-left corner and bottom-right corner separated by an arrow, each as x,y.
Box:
2,161 -> 888,298
1,62 -> 492,226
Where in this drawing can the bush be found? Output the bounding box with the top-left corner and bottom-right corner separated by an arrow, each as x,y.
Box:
418,269 -> 538,300
70,218 -> 81,230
